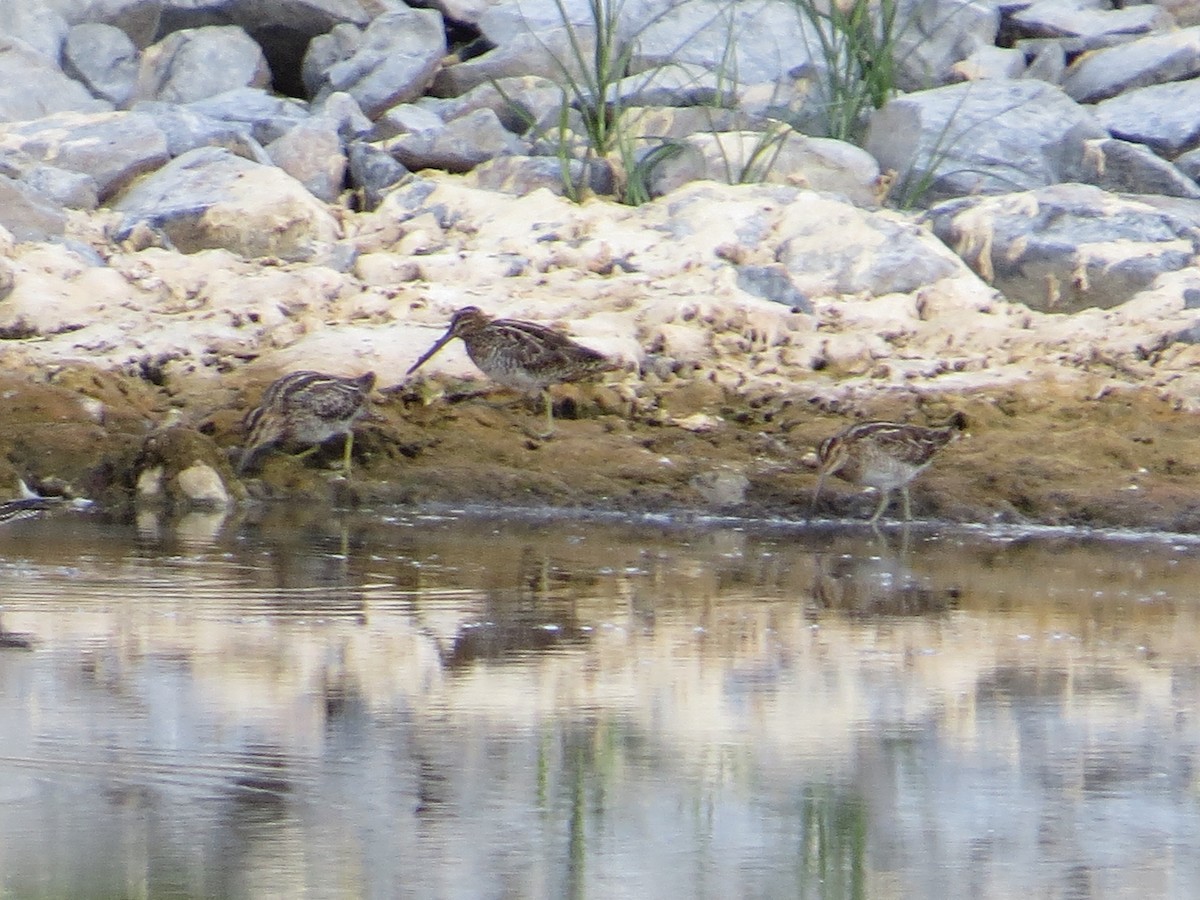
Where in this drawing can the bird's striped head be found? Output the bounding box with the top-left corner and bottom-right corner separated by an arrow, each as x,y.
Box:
816,432 -> 851,478
408,306 -> 493,375
446,306 -> 492,336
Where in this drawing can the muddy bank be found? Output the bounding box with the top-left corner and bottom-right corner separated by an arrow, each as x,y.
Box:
8,363 -> 1200,533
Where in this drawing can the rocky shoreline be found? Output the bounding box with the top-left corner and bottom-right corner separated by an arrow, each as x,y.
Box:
4,1 -> 1200,531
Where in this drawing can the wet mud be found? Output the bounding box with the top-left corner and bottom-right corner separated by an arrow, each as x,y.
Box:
8,364 -> 1200,533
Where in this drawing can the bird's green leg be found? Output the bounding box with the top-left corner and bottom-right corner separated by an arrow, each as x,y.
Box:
341,431 -> 355,477
807,472 -> 826,523
901,486 -> 913,521
529,389 -> 555,439
868,489 -> 891,525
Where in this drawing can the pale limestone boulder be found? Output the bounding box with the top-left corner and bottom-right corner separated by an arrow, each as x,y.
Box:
1063,26 -> 1200,103
634,0 -> 824,86
0,148 -> 99,209
308,8 -> 446,118
613,107 -> 764,146
266,117 -> 347,203
312,91 -> 373,139
173,463 -> 232,507
187,88 -> 309,145
463,155 -> 613,197
950,46 -> 1026,81
649,130 -> 881,208
131,100 -> 270,161
425,0 -> 489,25
1175,146 -> 1200,183
0,111 -> 168,201
889,0 -> 1000,89
923,183 -> 1200,312
772,194 -> 965,297
0,176 -> 67,242
154,0 -> 369,38
301,22 -> 361,97
474,0 -> 602,44
62,22 -> 139,106
735,265 -> 812,314
0,3 -> 69,61
347,141 -> 409,210
1022,40 -> 1066,84
604,63 -> 733,108
0,257 -> 13,301
1094,79 -> 1200,157
865,79 -> 1107,206
0,241 -> 129,337
427,76 -> 563,135
1072,137 -> 1200,200
111,146 -> 340,260
0,37 -> 112,122
1158,0 -> 1200,27
372,103 -> 443,141
135,425 -> 241,508
64,0 -> 162,47
1011,0 -> 1173,53
383,108 -> 525,174
135,25 -> 272,104
631,179 -> 969,298
432,26 -> 596,97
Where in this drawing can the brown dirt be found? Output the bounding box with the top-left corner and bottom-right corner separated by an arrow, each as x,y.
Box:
9,363 -> 1194,532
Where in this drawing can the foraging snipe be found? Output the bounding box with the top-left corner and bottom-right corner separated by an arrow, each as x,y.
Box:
239,370 -> 376,476
811,412 -> 968,524
407,306 -> 617,436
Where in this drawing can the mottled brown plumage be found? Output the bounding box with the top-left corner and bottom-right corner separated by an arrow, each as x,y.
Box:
239,370 -> 376,476
407,306 -> 616,435
811,412 -> 968,523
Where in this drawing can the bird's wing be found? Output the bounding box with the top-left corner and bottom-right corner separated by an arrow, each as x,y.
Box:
303,379 -> 371,422
866,424 -> 953,466
494,320 -> 612,370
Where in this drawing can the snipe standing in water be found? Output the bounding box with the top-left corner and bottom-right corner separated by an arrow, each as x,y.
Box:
406,305 -> 617,436
810,412 -> 968,524
239,370 -> 376,476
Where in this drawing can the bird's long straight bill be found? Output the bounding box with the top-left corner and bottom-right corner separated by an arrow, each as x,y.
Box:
406,332 -> 455,375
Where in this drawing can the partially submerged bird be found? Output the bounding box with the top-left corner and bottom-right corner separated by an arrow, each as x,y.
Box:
810,412 -> 968,524
406,305 -> 617,436
239,370 -> 376,476
0,496 -> 64,525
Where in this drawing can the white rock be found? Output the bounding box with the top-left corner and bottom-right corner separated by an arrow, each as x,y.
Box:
175,463 -> 231,507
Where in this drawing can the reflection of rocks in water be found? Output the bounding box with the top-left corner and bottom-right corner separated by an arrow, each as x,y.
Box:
517,545 -> 601,598
207,746 -> 299,897
435,546 -> 596,667
319,642 -> 372,734
240,515 -> 372,620
975,665 -> 1070,704
414,753 -> 453,818
0,616 -> 33,649
136,507 -> 236,546
809,552 -> 959,618
973,664 -> 1170,802
225,745 -> 294,806
442,618 -> 589,668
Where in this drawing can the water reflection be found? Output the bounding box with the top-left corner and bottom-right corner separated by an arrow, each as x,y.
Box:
1,511 -> 1199,898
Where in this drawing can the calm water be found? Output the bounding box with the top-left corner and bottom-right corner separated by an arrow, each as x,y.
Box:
1,506 -> 1199,899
